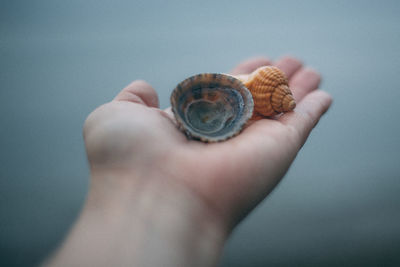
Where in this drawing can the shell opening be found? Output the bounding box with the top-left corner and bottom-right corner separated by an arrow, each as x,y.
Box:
170,73 -> 254,142
185,97 -> 236,134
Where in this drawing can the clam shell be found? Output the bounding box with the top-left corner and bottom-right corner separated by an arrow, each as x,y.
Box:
170,73 -> 254,142
242,66 -> 296,117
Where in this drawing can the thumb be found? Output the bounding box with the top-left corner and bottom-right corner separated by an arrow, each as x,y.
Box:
114,80 -> 159,108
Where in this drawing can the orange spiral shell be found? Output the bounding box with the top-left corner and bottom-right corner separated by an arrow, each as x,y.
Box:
238,66 -> 296,117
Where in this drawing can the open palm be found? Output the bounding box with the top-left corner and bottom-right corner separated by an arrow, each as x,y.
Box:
83,56 -> 332,229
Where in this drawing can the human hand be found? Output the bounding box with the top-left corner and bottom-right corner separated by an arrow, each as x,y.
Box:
47,56 -> 332,267
83,56 -> 332,230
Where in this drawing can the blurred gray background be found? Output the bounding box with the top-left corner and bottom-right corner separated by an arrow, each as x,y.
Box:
1,0 -> 399,266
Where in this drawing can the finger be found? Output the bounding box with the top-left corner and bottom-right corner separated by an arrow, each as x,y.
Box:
114,80 -> 159,108
273,56 -> 303,79
289,68 -> 321,102
230,57 -> 272,75
279,90 -> 332,145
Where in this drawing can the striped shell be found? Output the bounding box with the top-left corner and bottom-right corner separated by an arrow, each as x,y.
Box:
170,73 -> 254,142
239,66 -> 296,117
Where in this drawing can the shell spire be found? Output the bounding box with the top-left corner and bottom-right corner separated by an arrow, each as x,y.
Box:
238,66 -> 296,117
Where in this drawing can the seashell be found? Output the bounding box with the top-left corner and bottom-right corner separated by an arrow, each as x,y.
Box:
170,73 -> 254,142
238,66 -> 296,117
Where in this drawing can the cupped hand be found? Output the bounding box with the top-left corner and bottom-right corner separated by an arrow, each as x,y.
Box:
83,56 -> 332,230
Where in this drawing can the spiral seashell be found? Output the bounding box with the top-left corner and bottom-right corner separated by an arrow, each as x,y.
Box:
239,66 -> 296,117
170,73 -> 254,142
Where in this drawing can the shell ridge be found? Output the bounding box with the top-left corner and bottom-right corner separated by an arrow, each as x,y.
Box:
243,66 -> 295,117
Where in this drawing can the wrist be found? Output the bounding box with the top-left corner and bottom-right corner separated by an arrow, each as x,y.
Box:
90,169 -> 228,266
49,169 -> 228,267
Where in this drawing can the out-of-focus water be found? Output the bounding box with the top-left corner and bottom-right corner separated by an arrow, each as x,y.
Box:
1,0 -> 399,266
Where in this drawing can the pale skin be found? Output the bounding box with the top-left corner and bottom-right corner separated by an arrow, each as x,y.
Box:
44,56 -> 332,267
